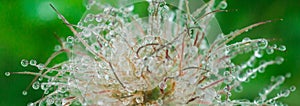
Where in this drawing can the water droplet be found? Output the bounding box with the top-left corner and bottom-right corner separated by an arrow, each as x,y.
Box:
22,90 -> 28,95
219,1 -> 227,9
275,57 -> 284,64
257,39 -> 268,49
37,63 -> 45,70
66,36 -> 74,43
224,77 -> 233,84
82,29 -> 92,37
266,48 -> 274,54
285,73 -> 291,78
281,90 -> 290,97
223,71 -> 230,76
234,85 -> 243,92
278,45 -> 286,51
125,5 -> 134,11
54,45 -> 61,51
251,73 -> 257,79
272,44 -> 278,48
290,86 -> 296,92
21,59 -> 29,67
27,102 -> 34,106
30,59 -> 37,66
44,90 -> 49,94
135,97 -> 144,103
84,13 -> 95,22
95,14 -> 102,22
46,97 -> 54,105
242,37 -> 251,42
5,72 -> 10,76
254,49 -> 263,58
122,99 -> 130,105
104,75 -> 110,80
157,99 -> 163,105
38,77 -> 43,81
32,81 -> 40,90
257,67 -> 265,73
159,81 -> 167,90
59,87 -> 67,93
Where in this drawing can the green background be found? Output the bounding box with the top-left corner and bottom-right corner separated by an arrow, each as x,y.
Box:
0,0 -> 299,105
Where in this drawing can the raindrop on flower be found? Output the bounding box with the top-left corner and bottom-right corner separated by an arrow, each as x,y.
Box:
290,86 -> 296,92
159,81 -> 167,90
135,97 -> 144,103
22,90 -> 28,95
278,45 -> 286,51
234,85 -> 243,92
219,1 -> 227,9
266,48 -> 274,54
54,45 -> 61,51
254,49 -> 263,58
32,81 -> 40,90
242,37 -> 251,42
30,59 -> 37,66
285,73 -> 291,78
257,39 -> 268,49
27,102 -> 34,106
66,36 -> 74,43
21,59 -> 29,67
5,72 -> 10,76
275,57 -> 284,64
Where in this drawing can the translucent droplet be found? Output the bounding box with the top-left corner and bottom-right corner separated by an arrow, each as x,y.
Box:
95,15 -> 102,22
278,45 -> 286,51
38,77 -> 43,81
281,90 -> 290,97
157,99 -> 163,105
219,1 -> 227,9
122,99 -> 130,105
224,77 -> 233,84
234,85 -> 243,92
285,73 -> 291,78
37,63 -> 45,70
275,57 -> 284,64
251,73 -> 257,79
254,49 -> 263,58
135,97 -> 144,103
30,59 -> 37,66
84,13 -> 94,22
266,48 -> 274,54
5,72 -> 10,76
223,71 -> 230,76
290,86 -> 296,92
159,82 -> 167,90
32,81 -> 40,90
46,97 -> 54,105
22,90 -> 28,95
21,59 -> 29,67
27,102 -> 34,106
258,68 -> 265,73
242,37 -> 251,42
104,75 -> 110,80
44,90 -> 49,94
54,45 -> 61,51
257,39 -> 268,49
82,29 -> 91,37
66,36 -> 74,43
59,87 -> 67,93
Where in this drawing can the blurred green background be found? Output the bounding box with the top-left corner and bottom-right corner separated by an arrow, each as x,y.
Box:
0,0 -> 299,105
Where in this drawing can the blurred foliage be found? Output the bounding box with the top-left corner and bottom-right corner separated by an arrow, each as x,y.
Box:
0,0 -> 299,105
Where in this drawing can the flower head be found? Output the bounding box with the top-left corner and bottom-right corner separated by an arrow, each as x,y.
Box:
7,0 -> 294,105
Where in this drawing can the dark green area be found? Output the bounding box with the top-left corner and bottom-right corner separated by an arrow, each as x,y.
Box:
0,0 -> 299,105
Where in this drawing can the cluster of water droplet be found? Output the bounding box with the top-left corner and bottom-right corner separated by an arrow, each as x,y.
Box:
6,0 -> 294,105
